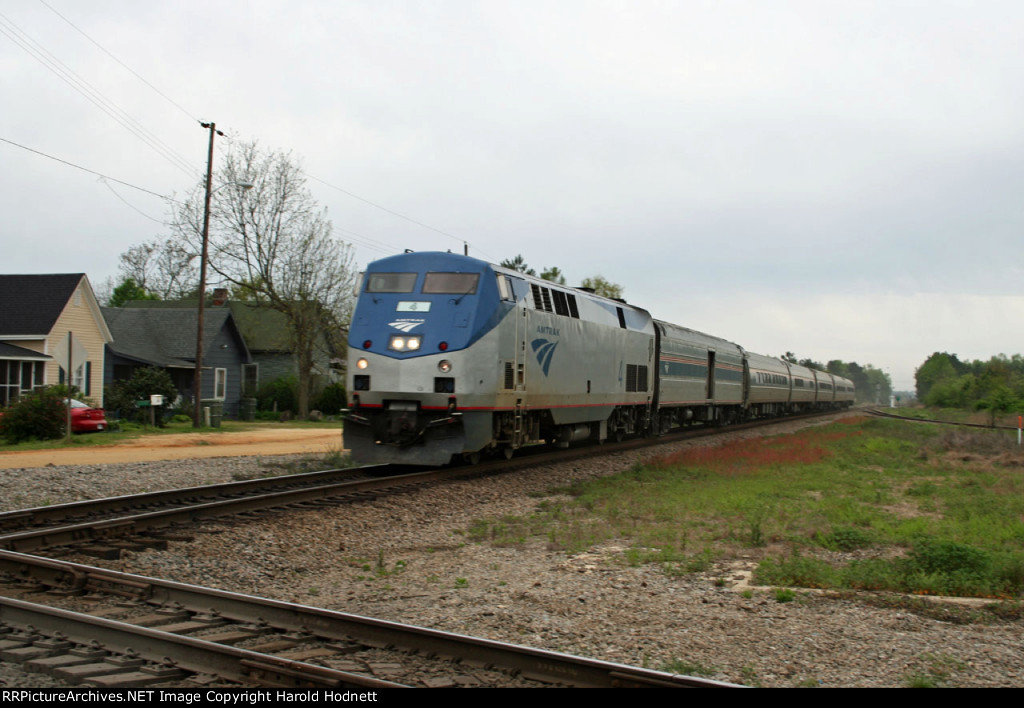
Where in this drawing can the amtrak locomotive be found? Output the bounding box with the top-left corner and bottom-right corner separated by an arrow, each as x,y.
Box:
344,252 -> 854,465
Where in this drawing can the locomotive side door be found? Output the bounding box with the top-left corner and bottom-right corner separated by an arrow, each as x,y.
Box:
500,273 -> 528,449
517,299 -> 527,393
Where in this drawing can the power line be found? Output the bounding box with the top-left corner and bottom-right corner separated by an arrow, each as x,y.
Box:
0,11 -> 198,178
99,178 -> 168,224
12,5 -> 493,262
305,173 -> 462,241
306,172 -> 498,262
0,135 -> 174,201
37,0 -> 199,125
332,225 -> 403,257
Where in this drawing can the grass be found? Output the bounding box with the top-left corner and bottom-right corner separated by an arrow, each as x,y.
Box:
902,652 -> 967,688
659,659 -> 715,677
466,415 -> 1024,600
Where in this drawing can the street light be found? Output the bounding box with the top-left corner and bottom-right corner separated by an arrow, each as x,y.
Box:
192,120 -> 254,427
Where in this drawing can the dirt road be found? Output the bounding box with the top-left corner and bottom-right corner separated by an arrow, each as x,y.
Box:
0,428 -> 346,469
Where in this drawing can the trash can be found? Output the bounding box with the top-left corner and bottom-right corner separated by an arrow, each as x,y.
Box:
200,399 -> 224,428
239,397 -> 257,422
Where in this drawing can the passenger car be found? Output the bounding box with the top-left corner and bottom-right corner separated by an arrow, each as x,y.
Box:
67,399 -> 108,433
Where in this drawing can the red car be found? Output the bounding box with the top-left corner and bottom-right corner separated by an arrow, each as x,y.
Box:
67,399 -> 108,433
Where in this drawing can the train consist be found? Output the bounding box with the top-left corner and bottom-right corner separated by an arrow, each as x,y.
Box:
344,252 -> 854,465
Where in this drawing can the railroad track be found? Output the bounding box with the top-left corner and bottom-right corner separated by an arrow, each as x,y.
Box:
864,408 -> 1019,431
0,465 -> 393,533
0,409 -> 846,556
0,410 -> 848,557
0,550 -> 734,688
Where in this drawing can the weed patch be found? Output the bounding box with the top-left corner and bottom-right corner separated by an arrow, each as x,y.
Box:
469,417 -> 1024,599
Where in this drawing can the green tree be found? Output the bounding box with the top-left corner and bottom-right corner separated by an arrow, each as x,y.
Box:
500,255 -> 536,276
539,266 -> 567,285
798,357 -> 825,371
580,274 -> 624,300
976,384 -> 1018,427
108,277 -> 158,307
862,365 -> 893,404
915,352 -> 961,401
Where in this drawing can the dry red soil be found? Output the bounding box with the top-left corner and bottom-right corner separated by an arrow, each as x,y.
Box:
0,428 -> 345,469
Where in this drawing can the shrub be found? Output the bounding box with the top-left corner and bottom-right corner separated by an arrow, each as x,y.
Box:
0,387 -> 66,443
314,382 -> 347,415
906,540 -> 990,577
821,526 -> 874,551
104,367 -> 179,425
256,376 -> 297,413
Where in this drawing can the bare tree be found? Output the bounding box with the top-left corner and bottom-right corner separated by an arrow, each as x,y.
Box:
172,140 -> 356,417
118,238 -> 199,299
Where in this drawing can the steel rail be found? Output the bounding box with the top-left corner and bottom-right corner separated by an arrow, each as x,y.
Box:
0,468 -> 466,553
0,595 -> 405,688
864,408 -> 1019,431
0,465 -> 388,532
0,549 -> 737,688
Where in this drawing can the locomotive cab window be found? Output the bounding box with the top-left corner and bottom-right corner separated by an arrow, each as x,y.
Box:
367,272 -> 417,293
423,272 -> 479,294
496,274 -> 513,301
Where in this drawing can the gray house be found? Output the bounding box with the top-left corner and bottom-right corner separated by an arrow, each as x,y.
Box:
102,307 -> 251,416
124,296 -> 342,400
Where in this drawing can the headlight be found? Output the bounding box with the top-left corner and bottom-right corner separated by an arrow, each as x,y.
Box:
438,360 -> 452,373
357,358 -> 369,370
389,335 -> 422,351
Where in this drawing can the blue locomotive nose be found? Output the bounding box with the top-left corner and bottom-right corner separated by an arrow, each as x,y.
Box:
349,252 -> 503,360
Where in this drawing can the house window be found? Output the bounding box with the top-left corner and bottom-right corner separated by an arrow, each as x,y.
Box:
214,368 -> 227,399
0,361 -> 18,406
1,360 -> 46,406
71,362 -> 90,396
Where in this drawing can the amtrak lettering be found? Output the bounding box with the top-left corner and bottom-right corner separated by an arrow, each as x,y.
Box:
536,325 -> 559,336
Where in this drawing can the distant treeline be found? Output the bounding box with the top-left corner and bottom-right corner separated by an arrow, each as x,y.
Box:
915,352 -> 1023,418
783,353 -> 892,405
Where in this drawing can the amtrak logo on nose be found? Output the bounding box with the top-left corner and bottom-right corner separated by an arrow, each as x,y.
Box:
389,320 -> 424,332
531,338 -> 558,376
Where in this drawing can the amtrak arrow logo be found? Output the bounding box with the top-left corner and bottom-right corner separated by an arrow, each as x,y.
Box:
531,338 -> 558,376
389,320 -> 423,332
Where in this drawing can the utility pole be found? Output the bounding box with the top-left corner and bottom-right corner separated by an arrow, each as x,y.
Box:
193,121 -> 220,428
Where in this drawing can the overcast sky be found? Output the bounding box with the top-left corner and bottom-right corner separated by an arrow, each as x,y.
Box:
3,0 -> 1023,392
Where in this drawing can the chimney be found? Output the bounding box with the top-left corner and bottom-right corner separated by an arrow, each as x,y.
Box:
212,288 -> 229,306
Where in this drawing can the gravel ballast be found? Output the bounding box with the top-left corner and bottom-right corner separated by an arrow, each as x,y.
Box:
2,417 -> 1022,688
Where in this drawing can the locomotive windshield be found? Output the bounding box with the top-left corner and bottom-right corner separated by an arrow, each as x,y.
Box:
366,272 -> 417,293
422,272 -> 479,294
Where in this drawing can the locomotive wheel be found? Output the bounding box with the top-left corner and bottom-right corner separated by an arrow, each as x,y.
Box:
502,447 -> 515,460
464,451 -> 482,465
